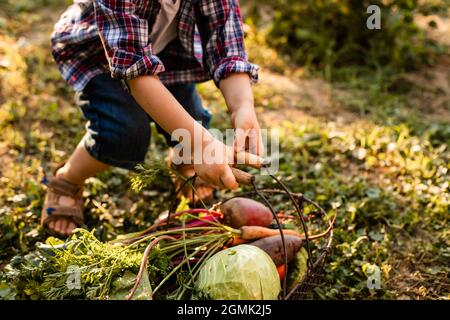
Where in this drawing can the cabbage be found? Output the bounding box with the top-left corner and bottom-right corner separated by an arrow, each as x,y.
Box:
195,245 -> 281,300
287,247 -> 308,291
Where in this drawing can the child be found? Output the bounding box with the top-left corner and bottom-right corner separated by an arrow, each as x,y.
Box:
42,0 -> 263,237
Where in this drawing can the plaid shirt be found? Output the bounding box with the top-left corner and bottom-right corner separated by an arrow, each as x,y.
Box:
51,0 -> 259,92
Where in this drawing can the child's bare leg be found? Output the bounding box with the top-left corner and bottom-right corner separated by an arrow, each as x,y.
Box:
48,141 -> 109,235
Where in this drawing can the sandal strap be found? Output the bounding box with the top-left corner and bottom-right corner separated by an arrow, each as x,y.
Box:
43,205 -> 84,226
45,176 -> 83,198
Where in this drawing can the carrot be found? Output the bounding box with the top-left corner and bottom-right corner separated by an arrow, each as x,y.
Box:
276,264 -> 286,280
250,235 -> 303,266
239,219 -> 336,241
239,226 -> 302,240
230,236 -> 249,246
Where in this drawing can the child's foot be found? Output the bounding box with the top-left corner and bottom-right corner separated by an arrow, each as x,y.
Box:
41,166 -> 84,238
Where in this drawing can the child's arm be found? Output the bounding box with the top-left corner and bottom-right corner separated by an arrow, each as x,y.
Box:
127,75 -> 240,189
195,0 -> 262,156
93,1 -> 261,189
93,1 -> 263,187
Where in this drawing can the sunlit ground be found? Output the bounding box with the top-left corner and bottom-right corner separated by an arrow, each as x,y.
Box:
0,1 -> 448,299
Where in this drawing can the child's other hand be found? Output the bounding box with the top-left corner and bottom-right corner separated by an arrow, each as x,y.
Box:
194,162 -> 238,190
193,138 -> 264,190
231,106 -> 264,156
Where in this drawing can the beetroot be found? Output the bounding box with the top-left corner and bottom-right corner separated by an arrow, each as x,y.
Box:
220,197 -> 273,228
249,235 -> 303,265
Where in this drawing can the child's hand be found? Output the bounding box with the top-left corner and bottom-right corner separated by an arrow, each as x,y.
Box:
231,106 -> 264,157
127,75 -> 264,189
193,138 -> 237,189
193,137 -> 264,189
218,73 -> 264,157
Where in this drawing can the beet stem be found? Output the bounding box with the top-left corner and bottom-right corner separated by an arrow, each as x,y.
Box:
251,179 -> 288,300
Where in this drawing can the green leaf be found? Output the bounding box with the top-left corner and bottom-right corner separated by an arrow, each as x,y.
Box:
110,270 -> 153,300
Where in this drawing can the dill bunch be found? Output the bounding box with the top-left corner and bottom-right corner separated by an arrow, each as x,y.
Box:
130,159 -> 171,192
4,229 -> 170,300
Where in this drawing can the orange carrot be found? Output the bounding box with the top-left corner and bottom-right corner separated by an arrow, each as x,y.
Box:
230,236 -> 249,246
277,264 -> 286,280
239,226 -> 302,240
239,221 -> 335,241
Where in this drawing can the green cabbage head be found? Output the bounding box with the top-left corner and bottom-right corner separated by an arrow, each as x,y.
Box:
195,244 -> 281,300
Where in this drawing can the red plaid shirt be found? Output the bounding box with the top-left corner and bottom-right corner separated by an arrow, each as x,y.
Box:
51,0 -> 259,92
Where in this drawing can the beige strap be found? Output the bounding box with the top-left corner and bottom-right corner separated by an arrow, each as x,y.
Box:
45,177 -> 82,198
43,206 -> 84,227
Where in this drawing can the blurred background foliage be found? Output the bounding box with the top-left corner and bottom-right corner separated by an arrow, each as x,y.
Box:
244,0 -> 447,82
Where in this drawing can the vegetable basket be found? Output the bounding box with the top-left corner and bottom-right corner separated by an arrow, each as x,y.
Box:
7,163 -> 334,300
178,166 -> 335,300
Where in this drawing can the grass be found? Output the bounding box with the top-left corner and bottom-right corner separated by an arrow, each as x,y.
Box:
0,1 -> 449,299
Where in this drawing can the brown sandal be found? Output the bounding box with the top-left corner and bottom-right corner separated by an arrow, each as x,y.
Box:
40,165 -> 84,238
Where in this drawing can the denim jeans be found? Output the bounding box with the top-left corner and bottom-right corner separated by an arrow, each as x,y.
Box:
76,73 -> 212,170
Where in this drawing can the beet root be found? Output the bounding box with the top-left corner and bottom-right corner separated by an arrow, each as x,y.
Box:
249,235 -> 303,265
220,197 -> 273,228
